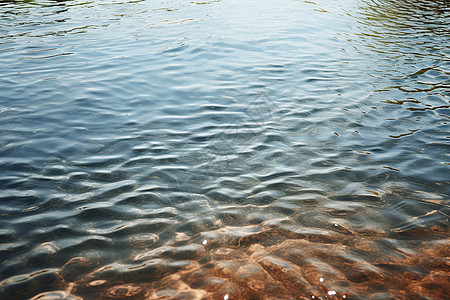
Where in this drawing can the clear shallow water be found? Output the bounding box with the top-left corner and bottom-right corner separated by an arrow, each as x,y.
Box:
0,0 -> 449,299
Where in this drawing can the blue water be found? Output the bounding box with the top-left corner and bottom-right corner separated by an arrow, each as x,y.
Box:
0,0 -> 449,299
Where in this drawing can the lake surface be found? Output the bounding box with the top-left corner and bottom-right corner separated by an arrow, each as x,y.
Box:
0,0 -> 449,299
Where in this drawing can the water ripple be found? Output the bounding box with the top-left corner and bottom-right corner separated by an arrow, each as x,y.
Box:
0,0 -> 449,299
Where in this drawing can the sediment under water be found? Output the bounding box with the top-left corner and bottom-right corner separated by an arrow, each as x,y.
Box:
30,222 -> 450,299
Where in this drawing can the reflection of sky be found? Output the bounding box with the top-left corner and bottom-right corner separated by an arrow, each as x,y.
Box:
0,0 -> 348,47
1,0 -> 362,92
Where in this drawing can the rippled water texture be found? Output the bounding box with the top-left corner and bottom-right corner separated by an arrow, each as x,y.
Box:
0,0 -> 449,299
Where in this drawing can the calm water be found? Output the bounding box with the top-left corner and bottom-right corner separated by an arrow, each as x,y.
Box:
0,0 -> 449,299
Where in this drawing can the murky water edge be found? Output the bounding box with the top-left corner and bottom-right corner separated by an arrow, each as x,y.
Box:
0,0 -> 449,299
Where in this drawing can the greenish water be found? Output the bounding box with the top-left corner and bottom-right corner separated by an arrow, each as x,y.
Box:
0,0 -> 449,299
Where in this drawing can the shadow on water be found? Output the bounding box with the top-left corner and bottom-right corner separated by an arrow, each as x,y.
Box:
354,0 -> 450,94
0,0 -> 70,6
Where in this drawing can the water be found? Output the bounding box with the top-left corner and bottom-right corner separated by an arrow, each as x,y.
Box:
0,0 -> 448,299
